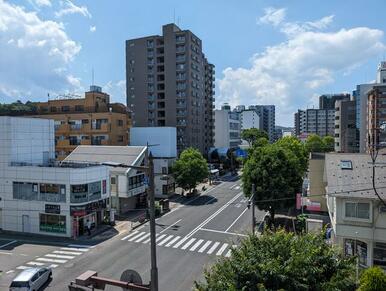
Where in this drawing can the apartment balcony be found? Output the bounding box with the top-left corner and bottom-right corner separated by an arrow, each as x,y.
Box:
92,123 -> 111,132
80,139 -> 91,145
176,111 -> 186,117
176,103 -> 186,109
55,124 -> 70,133
91,139 -> 110,146
56,139 -> 70,147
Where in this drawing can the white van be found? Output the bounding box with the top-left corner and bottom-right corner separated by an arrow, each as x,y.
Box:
9,267 -> 52,291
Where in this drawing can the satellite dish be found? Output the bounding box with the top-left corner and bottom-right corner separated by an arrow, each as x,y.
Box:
120,269 -> 143,290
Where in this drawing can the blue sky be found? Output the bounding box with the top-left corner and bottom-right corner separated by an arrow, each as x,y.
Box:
1,0 -> 386,125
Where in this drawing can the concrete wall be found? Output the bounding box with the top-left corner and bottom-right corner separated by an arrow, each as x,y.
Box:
308,158 -> 327,212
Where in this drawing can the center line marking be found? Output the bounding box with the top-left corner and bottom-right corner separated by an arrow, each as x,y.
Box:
225,207 -> 248,232
160,219 -> 182,234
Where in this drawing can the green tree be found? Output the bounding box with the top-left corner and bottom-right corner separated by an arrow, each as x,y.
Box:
305,134 -> 325,153
242,144 -> 303,224
275,136 -> 308,174
322,135 -> 335,152
195,230 -> 356,291
358,266 -> 386,291
241,128 -> 269,146
172,148 -> 208,194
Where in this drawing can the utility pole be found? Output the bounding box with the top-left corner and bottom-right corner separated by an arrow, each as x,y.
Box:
146,148 -> 158,291
251,183 -> 256,233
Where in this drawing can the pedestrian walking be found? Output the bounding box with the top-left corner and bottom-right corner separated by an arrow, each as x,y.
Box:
86,219 -> 91,236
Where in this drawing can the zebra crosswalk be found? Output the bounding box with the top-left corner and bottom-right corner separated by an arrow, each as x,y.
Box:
12,244 -> 94,273
121,231 -> 236,257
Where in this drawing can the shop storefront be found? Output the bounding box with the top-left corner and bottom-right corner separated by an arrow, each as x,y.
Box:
39,204 -> 66,234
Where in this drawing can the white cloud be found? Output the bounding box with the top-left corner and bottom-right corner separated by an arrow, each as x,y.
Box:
55,0 -> 91,18
217,9 -> 385,125
103,80 -> 126,104
35,0 -> 51,7
258,7 -> 286,26
89,25 -> 96,32
0,0 -> 81,102
281,15 -> 334,37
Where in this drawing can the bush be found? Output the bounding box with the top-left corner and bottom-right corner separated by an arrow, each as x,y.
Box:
358,266 -> 386,291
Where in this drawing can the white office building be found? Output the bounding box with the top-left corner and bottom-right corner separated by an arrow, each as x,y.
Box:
130,127 -> 176,197
214,104 -> 241,148
0,117 -> 110,238
240,110 -> 260,130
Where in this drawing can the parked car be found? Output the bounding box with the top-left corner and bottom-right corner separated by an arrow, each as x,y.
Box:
9,267 -> 52,291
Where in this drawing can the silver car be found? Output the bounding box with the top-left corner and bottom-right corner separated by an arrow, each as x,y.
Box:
9,267 -> 52,291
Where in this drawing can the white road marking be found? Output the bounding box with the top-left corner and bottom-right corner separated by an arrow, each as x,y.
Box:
165,236 -> 181,247
45,254 -> 75,260
216,243 -> 229,256
235,186 -> 240,190
0,251 -> 12,255
143,233 -> 160,244
128,232 -> 147,242
27,262 -> 45,266
36,257 -> 67,264
181,238 -> 196,250
16,266 -> 31,270
49,264 -> 59,268
160,219 -> 182,233
135,233 -> 150,243
61,247 -> 89,252
229,184 -> 236,189
198,241 -> 212,253
121,231 -> 139,241
172,237 -> 189,248
200,227 -> 248,237
225,207 -> 248,232
207,242 -> 220,254
155,234 -> 167,242
189,239 -> 204,251
53,250 -> 82,256
225,249 -> 232,257
68,244 -> 94,249
0,240 -> 17,249
6,270 -> 14,274
158,235 -> 174,246
185,192 -> 244,238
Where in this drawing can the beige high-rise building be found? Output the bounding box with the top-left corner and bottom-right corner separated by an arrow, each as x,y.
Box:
126,23 -> 215,155
13,85 -> 130,160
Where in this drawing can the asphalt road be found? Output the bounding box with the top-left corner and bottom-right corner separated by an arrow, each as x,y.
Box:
0,176 -> 267,291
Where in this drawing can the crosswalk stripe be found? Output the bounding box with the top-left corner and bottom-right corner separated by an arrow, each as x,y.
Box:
158,235 -> 174,246
165,236 -> 181,247
216,243 -> 229,256
172,237 -> 189,248
36,257 -> 67,264
68,244 -> 94,248
16,266 -> 30,270
49,264 -> 59,268
27,262 -> 45,266
53,250 -> 82,256
143,234 -> 160,244
155,234 -> 167,242
128,232 -> 147,242
135,233 -> 151,243
61,247 -> 89,252
198,241 -> 212,253
181,238 -> 196,250
121,231 -> 139,241
189,239 -> 204,251
45,254 -> 75,260
225,249 -> 232,257
207,242 -> 220,254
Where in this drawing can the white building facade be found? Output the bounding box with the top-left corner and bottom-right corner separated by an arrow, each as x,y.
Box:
325,153 -> 386,269
130,127 -> 176,197
214,104 -> 241,148
240,110 -> 260,130
0,117 -> 110,238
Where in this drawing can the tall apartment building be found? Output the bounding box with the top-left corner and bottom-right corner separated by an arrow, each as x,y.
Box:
294,109 -> 335,137
126,23 -> 215,155
377,61 -> 386,83
319,93 -> 350,110
240,109 -> 260,130
214,103 -> 241,148
334,99 -> 358,153
367,85 -> 386,151
0,86 -> 131,160
247,105 -> 276,142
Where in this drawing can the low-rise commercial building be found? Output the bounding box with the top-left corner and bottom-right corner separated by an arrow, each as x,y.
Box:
325,153 -> 386,269
0,117 -> 110,238
130,127 -> 176,198
65,146 -> 147,215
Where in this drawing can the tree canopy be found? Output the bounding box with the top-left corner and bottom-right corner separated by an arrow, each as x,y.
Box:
305,134 -> 335,153
242,143 -> 303,222
275,136 -> 308,174
172,148 -> 208,193
195,230 -> 356,291
241,128 -> 269,146
358,266 -> 386,291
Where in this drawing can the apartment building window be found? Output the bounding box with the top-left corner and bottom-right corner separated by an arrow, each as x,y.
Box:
40,184 -> 66,203
344,201 -> 370,220
117,119 -> 124,127
75,105 -> 84,112
62,106 -> 70,112
50,107 -> 57,113
117,135 -> 124,142
13,182 -> 38,200
88,181 -> 101,201
129,174 -> 145,190
71,184 -> 88,203
147,40 -> 154,48
344,239 -> 367,267
374,242 -> 386,269
111,177 -> 116,185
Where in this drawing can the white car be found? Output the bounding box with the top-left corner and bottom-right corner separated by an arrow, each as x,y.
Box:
9,267 -> 52,291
